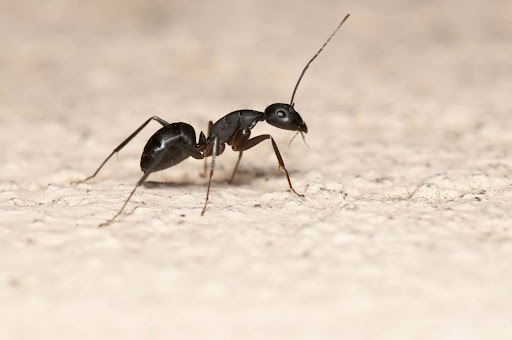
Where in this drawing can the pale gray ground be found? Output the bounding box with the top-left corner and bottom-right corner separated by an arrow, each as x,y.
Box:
1,0 -> 511,339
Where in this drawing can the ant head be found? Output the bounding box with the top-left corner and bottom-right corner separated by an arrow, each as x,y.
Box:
264,103 -> 307,133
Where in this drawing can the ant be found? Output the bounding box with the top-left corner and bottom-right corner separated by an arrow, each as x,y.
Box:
74,14 -> 350,227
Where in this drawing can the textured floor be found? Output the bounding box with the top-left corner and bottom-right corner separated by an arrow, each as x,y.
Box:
1,1 -> 511,339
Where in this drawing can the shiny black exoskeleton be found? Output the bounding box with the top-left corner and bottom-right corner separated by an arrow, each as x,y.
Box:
198,103 -> 308,216
73,14 -> 350,226
140,122 -> 203,173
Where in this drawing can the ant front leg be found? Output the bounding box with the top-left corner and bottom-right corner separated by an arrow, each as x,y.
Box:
233,134 -> 305,197
73,116 -> 169,185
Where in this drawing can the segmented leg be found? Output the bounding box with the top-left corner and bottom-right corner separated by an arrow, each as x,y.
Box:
228,151 -> 243,184
99,148 -> 168,227
233,134 -> 304,197
73,116 -> 169,184
99,137 -> 204,227
201,136 -> 219,215
227,127 -> 251,184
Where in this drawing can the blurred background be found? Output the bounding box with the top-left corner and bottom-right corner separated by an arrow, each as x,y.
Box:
1,0 -> 510,183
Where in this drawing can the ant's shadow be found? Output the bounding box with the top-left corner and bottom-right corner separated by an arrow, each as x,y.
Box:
141,167 -> 298,189
227,168 -> 283,184
142,180 -> 197,189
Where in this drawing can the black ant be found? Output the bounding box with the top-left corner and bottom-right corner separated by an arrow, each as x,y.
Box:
74,14 -> 350,227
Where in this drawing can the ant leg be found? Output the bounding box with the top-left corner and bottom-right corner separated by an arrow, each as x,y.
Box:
73,116 -> 169,185
200,121 -> 214,177
100,137 -> 205,226
99,147 -> 168,227
228,151 -> 243,184
233,134 -> 304,197
228,128 -> 251,184
201,136 -> 219,216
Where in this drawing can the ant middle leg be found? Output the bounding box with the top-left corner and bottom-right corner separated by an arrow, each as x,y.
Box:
228,151 -> 243,184
233,134 -> 304,197
227,128 -> 251,184
73,116 -> 170,185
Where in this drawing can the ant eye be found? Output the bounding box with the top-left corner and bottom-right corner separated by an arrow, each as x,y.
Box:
276,109 -> 286,118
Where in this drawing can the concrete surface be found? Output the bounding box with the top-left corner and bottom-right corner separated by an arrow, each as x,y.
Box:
1,0 -> 511,339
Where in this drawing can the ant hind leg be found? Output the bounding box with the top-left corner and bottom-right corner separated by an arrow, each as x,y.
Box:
73,116 -> 169,185
98,149 -> 167,227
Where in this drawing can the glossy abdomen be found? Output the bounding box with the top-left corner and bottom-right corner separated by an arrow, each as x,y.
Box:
140,123 -> 197,173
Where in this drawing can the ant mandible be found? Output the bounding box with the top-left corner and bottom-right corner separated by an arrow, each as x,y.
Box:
74,14 -> 350,227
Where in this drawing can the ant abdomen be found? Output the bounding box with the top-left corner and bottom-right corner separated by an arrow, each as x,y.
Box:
140,123 -> 198,173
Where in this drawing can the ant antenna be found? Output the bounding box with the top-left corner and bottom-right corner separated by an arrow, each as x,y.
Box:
290,13 -> 350,105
